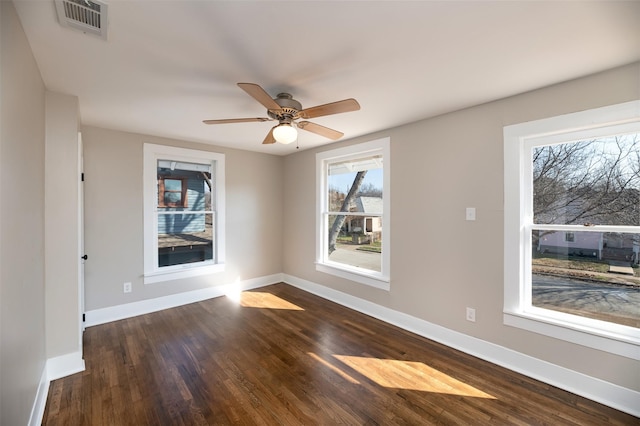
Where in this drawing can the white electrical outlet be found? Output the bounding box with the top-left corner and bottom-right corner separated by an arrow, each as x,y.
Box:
123,282 -> 132,293
466,307 -> 476,322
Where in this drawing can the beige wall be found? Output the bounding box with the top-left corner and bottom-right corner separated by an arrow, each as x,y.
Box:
45,91 -> 81,359
283,62 -> 640,392
82,126 -> 284,310
0,1 -> 47,424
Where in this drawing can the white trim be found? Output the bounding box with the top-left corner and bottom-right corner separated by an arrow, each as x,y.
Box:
528,223 -> 640,233
315,262 -> 390,290
504,312 -> 639,359
282,273 -> 640,418
85,273 -> 283,327
143,143 -> 226,284
315,137 -> 391,288
504,100 -> 640,140
78,132 -> 85,337
503,101 -> 640,357
46,351 -> 85,381
143,263 -> 225,285
28,366 -> 49,426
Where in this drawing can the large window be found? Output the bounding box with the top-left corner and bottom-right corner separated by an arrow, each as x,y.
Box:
144,144 -> 225,284
316,137 -> 390,289
504,101 -> 640,359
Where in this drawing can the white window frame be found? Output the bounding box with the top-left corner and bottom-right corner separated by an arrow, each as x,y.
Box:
143,143 -> 225,284
316,137 -> 391,290
504,101 -> 640,360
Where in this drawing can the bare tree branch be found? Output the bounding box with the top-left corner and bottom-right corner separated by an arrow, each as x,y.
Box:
328,171 -> 367,255
533,135 -> 639,226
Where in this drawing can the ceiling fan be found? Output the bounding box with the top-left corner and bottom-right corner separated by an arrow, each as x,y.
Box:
203,83 -> 360,145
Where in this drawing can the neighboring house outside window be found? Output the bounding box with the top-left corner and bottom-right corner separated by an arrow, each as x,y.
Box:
353,196 -> 383,238
158,176 -> 188,208
316,137 -> 390,290
143,144 -> 225,284
504,101 -> 640,360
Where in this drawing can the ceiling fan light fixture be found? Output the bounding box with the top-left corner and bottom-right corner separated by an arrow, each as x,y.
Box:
273,123 -> 297,144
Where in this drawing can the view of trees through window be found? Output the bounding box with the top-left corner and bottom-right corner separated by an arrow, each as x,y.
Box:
530,133 -> 640,328
326,155 -> 383,272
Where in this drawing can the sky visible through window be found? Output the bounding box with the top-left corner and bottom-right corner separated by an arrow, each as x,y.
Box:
329,168 -> 383,194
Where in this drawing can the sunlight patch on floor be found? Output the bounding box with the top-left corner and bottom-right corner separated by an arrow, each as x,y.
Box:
227,291 -> 305,310
333,355 -> 496,398
307,352 -> 360,384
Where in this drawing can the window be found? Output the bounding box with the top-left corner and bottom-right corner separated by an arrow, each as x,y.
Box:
316,137 -> 390,290
158,177 -> 187,207
143,144 -> 225,284
504,101 -> 640,359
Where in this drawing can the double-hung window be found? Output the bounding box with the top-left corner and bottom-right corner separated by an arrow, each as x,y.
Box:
316,137 -> 390,290
143,144 -> 225,284
504,101 -> 640,359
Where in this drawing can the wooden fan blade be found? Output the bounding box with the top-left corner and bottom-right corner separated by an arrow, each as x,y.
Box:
297,121 -> 344,140
203,117 -> 270,125
262,126 -> 277,144
238,83 -> 281,111
298,98 -> 360,119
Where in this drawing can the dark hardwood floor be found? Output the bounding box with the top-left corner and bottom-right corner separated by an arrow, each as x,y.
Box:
43,283 -> 637,425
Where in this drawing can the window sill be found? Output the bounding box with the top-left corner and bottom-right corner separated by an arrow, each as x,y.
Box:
316,262 -> 390,291
144,263 -> 225,284
503,309 -> 639,360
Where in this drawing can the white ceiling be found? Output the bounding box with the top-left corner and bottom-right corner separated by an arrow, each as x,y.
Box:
13,0 -> 640,155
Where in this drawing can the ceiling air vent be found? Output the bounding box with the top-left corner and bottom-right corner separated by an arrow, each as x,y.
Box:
55,0 -> 108,40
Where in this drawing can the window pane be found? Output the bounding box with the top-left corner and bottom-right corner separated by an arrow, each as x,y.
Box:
327,214 -> 381,272
531,230 -> 640,328
164,179 -> 182,191
158,160 -> 212,211
328,155 -> 383,212
164,191 -> 182,206
158,213 -> 214,267
532,133 -> 640,226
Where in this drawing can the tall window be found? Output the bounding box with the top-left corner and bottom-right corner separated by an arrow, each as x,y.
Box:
143,144 -> 225,284
316,137 -> 390,290
504,101 -> 640,359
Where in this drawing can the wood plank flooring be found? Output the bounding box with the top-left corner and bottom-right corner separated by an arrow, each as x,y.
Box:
43,283 -> 637,425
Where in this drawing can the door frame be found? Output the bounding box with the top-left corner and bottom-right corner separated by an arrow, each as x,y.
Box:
78,132 -> 85,339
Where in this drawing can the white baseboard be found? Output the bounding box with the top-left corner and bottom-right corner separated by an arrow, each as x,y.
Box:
30,351 -> 86,426
28,365 -> 49,426
47,350 -> 85,381
283,274 -> 640,418
85,273 -> 283,327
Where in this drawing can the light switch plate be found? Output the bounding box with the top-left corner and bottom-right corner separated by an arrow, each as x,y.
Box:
466,207 -> 476,221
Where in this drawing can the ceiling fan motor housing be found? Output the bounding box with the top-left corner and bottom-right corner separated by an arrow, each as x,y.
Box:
268,93 -> 302,122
